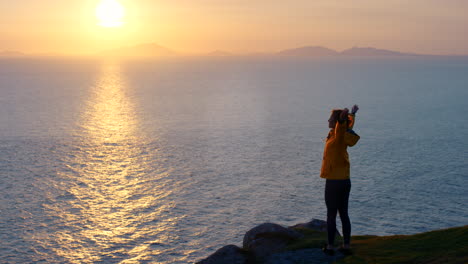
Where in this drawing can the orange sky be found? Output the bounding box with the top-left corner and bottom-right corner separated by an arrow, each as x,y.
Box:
1,0 -> 468,55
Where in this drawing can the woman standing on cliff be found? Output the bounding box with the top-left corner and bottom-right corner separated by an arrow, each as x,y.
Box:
321,105 -> 360,256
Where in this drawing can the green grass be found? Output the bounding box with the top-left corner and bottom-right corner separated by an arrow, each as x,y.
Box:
338,225 -> 468,264
287,226 -> 468,264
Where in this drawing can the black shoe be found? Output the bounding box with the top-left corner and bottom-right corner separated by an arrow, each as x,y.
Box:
338,247 -> 353,256
322,247 -> 335,256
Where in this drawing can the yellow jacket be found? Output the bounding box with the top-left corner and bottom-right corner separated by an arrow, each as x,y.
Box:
320,114 -> 360,180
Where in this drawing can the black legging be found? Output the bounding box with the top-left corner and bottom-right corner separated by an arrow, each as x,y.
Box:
325,179 -> 351,246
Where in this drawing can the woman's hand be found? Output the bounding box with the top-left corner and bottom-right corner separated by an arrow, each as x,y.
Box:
339,108 -> 349,122
351,105 -> 359,115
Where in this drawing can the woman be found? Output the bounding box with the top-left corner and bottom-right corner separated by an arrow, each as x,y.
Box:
321,105 -> 360,256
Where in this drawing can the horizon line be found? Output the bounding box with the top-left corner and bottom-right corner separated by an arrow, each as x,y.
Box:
2,44 -> 468,57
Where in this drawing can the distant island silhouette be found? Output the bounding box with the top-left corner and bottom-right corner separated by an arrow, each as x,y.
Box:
1,44 -> 466,58
277,46 -> 339,57
0,51 -> 26,57
101,44 -> 421,57
276,46 -> 417,57
206,50 -> 234,57
340,47 -> 409,56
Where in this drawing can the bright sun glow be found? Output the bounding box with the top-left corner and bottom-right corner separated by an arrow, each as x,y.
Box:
96,0 -> 125,28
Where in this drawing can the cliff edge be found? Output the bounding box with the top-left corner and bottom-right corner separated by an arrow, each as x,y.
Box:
196,219 -> 468,264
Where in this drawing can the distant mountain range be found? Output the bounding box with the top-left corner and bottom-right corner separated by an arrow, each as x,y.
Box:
276,46 -> 417,57
340,47 -> 409,56
277,46 -> 339,56
98,44 -> 422,57
0,50 -> 64,57
1,44 -> 463,58
206,50 -> 234,57
0,50 -> 26,57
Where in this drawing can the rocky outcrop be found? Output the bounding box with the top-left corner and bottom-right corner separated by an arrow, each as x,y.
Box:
289,219 -> 328,232
196,245 -> 250,264
263,248 -> 341,264
197,219 -> 343,264
243,223 -> 304,261
289,218 -> 341,236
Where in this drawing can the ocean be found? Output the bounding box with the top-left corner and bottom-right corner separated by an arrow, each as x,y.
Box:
0,56 -> 467,263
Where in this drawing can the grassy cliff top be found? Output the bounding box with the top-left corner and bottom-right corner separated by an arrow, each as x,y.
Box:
289,225 -> 468,264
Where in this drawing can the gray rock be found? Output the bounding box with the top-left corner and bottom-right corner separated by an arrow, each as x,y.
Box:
247,237 -> 289,261
243,223 -> 304,249
196,245 -> 249,264
243,223 -> 304,261
289,219 -> 341,237
197,220 -> 343,264
264,248 -> 344,264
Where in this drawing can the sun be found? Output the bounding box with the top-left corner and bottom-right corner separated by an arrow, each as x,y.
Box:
95,0 -> 126,28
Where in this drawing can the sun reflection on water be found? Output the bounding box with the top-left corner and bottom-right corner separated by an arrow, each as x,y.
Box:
44,62 -> 179,263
